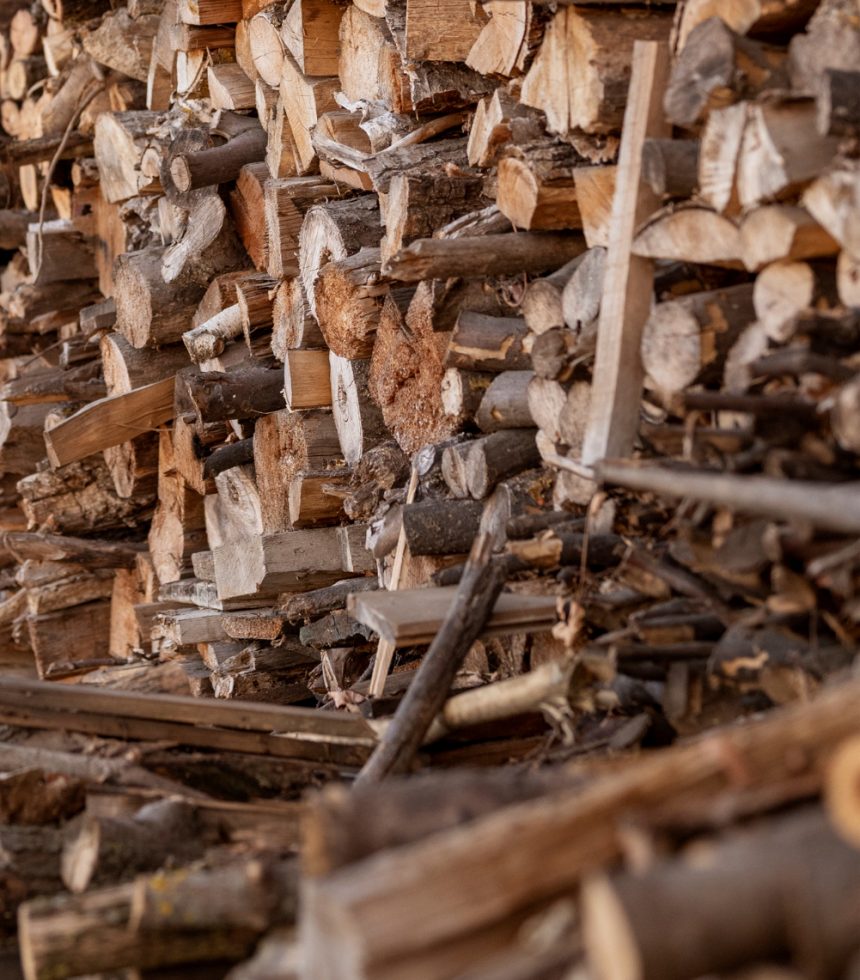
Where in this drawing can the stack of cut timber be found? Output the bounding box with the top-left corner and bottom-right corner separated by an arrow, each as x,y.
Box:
0,0 -> 856,976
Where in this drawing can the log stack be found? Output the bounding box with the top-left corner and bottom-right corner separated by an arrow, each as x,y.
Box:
0,0 -> 855,976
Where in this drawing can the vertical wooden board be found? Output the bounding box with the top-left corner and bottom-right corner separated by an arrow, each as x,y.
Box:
581,40 -> 671,466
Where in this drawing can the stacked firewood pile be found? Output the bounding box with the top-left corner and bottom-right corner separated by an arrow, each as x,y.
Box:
0,0 -> 856,975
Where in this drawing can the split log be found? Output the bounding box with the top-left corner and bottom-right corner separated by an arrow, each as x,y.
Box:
284,349 -> 332,411
208,63 -> 256,110
664,17 -> 786,129
520,6 -> 672,135
641,284 -> 756,402
497,142 -> 583,231
101,334 -> 189,395
279,54 -> 338,171
298,196 -> 381,320
641,139 -> 699,199
330,354 -> 386,464
632,204 -> 743,267
248,6 -> 287,87
753,259 -> 838,341
281,0 -> 343,75
383,167 -> 484,263
265,176 -> 343,279
520,255 -> 586,335
441,368 -> 492,425
314,248 -> 389,359
272,278 -> 325,353
739,204 -> 839,271
737,99 -> 839,209
803,167 -> 860,259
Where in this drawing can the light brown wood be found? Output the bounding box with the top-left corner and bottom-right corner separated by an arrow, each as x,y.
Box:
44,379 -> 175,468
582,40 -> 670,465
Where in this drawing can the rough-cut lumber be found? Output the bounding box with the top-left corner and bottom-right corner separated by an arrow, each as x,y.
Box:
739,204 -> 838,271
44,379 -> 175,468
581,40 -> 670,465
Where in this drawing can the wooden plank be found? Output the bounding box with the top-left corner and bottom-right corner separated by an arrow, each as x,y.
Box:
348,586 -> 558,646
156,608 -> 230,646
44,378 -> 175,468
581,40 -> 671,465
0,677 -> 375,741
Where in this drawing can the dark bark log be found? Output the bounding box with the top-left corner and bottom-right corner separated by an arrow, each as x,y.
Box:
203,439 -> 256,479
401,499 -> 484,556
446,313 -> 530,372
466,429 -> 541,500
185,368 -> 286,422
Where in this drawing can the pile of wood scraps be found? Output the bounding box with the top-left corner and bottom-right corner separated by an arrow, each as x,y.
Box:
0,0 -> 856,975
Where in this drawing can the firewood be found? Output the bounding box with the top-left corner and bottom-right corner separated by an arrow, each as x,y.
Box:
737,99 -> 839,209
641,284 -> 756,402
281,0 -> 343,75
288,469 -> 349,527
18,859 -> 297,980
329,353 -> 387,464
465,429 -> 540,500
383,231 -> 586,281
284,349 -> 332,410
61,798 -> 201,894
641,138 -> 699,200
441,367 -> 492,424
466,0 -> 533,78
101,333 -> 188,395
183,304 -> 244,363
266,90 -> 300,178
633,203 -> 743,267
788,0 -> 860,96
474,371 -> 533,433
582,808 -> 860,980
248,5 -> 287,87
497,142 -> 582,231
674,0 -> 820,49
299,196 -> 381,320
0,532 -> 143,568
753,259 -> 838,341
272,277 -> 325,353
207,63 -> 256,110
803,166 -> 860,258
103,434 -> 159,499
185,366 -> 285,423
445,310 -> 531,371
169,123 -> 266,193
561,244 -> 606,334
114,247 -> 208,348
383,167 -> 483,263
265,175 -> 344,280
739,204 -> 839,271
664,17 -> 786,129
521,7 -> 671,135
0,365 -> 104,406
368,289 -> 454,453
279,53 -> 338,171
213,528 -> 359,600
149,430 -> 206,585
339,6 -> 411,113
467,88 -> 540,168
816,68 -> 860,137
520,255 -> 586,335
231,162 -> 270,271
314,247 -> 386,358
254,409 -> 340,531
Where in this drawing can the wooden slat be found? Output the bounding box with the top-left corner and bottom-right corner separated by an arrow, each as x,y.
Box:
0,677 -> 375,740
44,378 -> 176,467
581,40 -> 671,465
348,587 -> 558,646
